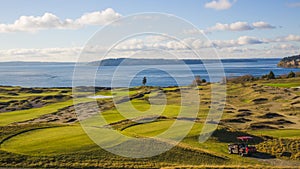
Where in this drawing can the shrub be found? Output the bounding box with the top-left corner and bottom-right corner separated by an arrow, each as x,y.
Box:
227,75 -> 256,83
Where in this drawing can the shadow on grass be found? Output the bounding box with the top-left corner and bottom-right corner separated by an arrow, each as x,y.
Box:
251,151 -> 276,159
211,128 -> 264,144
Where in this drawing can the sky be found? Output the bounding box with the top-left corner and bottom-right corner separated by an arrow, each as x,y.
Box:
0,0 -> 300,62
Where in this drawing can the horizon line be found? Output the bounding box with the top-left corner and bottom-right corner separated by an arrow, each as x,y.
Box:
0,57 -> 284,63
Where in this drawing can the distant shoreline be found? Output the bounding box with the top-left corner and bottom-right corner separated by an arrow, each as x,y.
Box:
0,57 -> 282,64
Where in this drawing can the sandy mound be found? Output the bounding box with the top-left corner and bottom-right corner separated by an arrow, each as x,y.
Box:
252,98 -> 268,104
222,117 -> 251,123
258,112 -> 284,119
236,109 -> 252,117
248,123 -> 278,130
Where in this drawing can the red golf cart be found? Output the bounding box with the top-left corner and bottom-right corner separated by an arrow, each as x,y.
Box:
228,136 -> 256,156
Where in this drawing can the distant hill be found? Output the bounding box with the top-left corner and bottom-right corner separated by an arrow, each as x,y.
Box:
88,58 -> 203,66
88,58 -> 265,66
278,54 -> 300,68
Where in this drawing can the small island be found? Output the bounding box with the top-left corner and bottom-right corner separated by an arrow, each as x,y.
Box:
278,54 -> 300,68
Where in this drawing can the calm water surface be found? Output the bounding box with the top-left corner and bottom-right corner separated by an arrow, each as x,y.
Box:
0,59 -> 299,87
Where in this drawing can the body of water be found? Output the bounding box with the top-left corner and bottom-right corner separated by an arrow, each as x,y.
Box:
0,58 -> 299,87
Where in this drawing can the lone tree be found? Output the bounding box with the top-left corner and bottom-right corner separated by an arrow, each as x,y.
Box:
287,71 -> 296,78
192,75 -> 202,86
142,77 -> 147,86
268,71 -> 275,79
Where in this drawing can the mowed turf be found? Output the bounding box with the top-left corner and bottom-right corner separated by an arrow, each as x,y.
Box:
1,125 -> 98,156
122,120 -> 196,137
0,124 -> 230,167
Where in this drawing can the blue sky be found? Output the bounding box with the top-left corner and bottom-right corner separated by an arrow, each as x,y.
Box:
0,0 -> 300,61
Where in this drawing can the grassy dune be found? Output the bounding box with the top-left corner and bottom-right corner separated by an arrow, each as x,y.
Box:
0,98 -> 91,126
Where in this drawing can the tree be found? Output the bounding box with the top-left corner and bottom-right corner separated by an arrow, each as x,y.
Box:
221,76 -> 227,84
192,75 -> 202,86
267,71 -> 275,79
142,77 -> 147,86
287,71 -> 296,78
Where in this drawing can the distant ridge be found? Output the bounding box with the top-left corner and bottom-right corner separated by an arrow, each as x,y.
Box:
0,58 -> 281,66
88,58 -> 198,66
88,58 -> 273,66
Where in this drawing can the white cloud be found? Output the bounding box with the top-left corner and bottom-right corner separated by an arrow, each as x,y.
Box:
272,44 -> 298,50
204,0 -> 236,10
1,34 -> 300,62
0,13 -> 77,33
252,21 -> 276,29
207,21 -> 275,32
209,21 -> 253,31
230,22 -> 253,31
237,36 -> 263,45
213,34 -> 300,48
271,34 -> 300,43
0,8 -> 121,33
75,8 -> 121,25
0,47 -> 82,62
212,36 -> 265,48
165,41 -> 187,50
183,29 -> 207,35
114,39 -> 146,51
282,34 -> 300,41
93,34 -> 300,52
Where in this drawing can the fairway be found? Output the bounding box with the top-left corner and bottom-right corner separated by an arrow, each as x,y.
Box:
1,125 -> 97,156
122,120 -> 194,137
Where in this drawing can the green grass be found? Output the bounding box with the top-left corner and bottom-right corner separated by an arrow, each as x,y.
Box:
0,123 -> 230,168
0,91 -> 64,102
0,90 -> 67,97
248,129 -> 300,138
111,88 -> 138,96
122,120 -> 193,137
264,83 -> 300,88
162,87 -> 179,91
1,83 -> 300,168
92,99 -> 183,125
1,125 -> 98,156
0,98 -> 91,126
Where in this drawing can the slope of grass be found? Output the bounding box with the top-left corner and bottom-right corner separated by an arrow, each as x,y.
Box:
122,120 -> 196,138
265,83 -> 300,88
1,125 -> 97,155
0,123 -> 229,168
248,129 -> 300,138
256,138 -> 300,160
